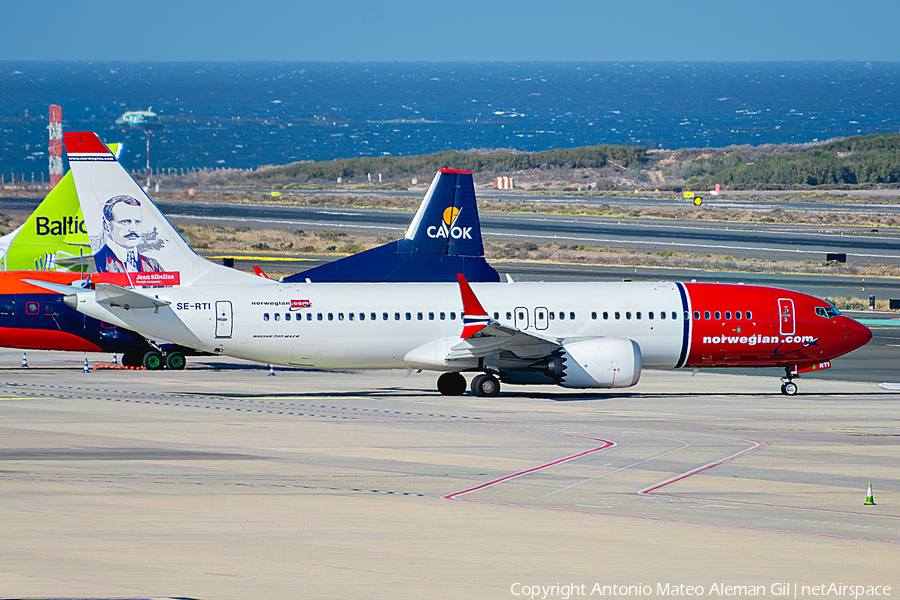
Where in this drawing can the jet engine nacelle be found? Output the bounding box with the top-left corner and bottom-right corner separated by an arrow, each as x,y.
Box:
553,338 -> 642,389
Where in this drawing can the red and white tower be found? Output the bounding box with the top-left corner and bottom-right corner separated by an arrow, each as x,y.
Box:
48,105 -> 63,189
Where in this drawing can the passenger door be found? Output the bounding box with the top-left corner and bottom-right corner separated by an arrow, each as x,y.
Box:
215,300 -> 233,338
514,306 -> 529,330
778,298 -> 795,336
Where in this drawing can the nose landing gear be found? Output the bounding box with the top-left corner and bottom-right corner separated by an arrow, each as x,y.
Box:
780,366 -> 799,396
780,380 -> 798,396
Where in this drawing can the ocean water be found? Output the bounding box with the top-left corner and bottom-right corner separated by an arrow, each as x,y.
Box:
1,61 -> 899,177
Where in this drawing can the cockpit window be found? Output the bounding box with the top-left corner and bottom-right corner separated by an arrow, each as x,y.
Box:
815,305 -> 841,319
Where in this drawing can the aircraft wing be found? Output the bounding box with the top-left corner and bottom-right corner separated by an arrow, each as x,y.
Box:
447,320 -> 560,359
451,274 -> 561,359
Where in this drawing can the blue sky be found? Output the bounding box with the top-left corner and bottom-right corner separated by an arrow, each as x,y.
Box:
3,0 -> 900,62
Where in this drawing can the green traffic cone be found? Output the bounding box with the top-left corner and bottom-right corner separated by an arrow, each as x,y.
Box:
864,481 -> 876,505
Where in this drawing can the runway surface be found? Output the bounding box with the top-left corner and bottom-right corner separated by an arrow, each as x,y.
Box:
178,187 -> 900,214
0,351 -> 896,598
5,194 -> 900,264
153,199 -> 900,265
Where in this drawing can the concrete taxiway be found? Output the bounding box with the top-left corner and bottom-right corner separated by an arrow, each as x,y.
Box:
6,192 -> 900,264
152,199 -> 900,265
0,350 -> 897,599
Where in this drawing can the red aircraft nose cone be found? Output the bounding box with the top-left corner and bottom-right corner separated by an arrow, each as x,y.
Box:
844,317 -> 873,351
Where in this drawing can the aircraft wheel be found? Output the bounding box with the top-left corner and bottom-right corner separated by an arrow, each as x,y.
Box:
121,352 -> 142,368
782,381 -> 798,396
166,351 -> 186,371
143,350 -> 164,371
471,373 -> 500,397
437,372 -> 466,396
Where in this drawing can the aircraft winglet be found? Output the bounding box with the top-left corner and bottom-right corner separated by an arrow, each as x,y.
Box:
457,274 -> 490,338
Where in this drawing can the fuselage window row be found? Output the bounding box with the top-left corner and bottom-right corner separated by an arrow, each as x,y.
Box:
693,310 -> 753,320
262,310 -> 712,321
263,311 -> 460,322
263,308 -> 690,325
593,310 -> 679,321
260,307 -> 703,325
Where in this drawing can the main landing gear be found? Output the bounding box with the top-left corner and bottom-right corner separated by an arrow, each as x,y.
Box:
436,372 -> 501,397
437,372 -> 466,396
780,366 -> 798,396
470,373 -> 500,397
121,350 -> 187,371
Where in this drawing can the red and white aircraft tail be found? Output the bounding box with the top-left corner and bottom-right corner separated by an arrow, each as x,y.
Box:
62,132 -> 256,290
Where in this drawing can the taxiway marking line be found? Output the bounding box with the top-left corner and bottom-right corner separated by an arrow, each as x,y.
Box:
441,435 -> 615,500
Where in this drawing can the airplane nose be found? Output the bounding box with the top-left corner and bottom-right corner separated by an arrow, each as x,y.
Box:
843,317 -> 873,351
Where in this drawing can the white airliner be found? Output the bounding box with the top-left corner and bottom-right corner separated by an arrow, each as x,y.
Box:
28,132 -> 872,397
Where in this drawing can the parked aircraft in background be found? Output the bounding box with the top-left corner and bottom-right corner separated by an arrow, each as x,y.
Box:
27,132 -> 872,396
286,167 -> 498,283
0,271 -> 166,360
0,170 -> 89,272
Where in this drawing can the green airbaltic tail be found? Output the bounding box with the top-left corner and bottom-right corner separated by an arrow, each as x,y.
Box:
0,142 -> 122,272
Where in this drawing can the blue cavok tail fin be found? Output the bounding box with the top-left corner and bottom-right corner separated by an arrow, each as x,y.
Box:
282,169 -> 499,283
402,168 -> 485,256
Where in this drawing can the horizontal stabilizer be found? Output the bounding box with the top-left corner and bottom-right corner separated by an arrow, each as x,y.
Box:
94,283 -> 171,309
22,278 -> 85,296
